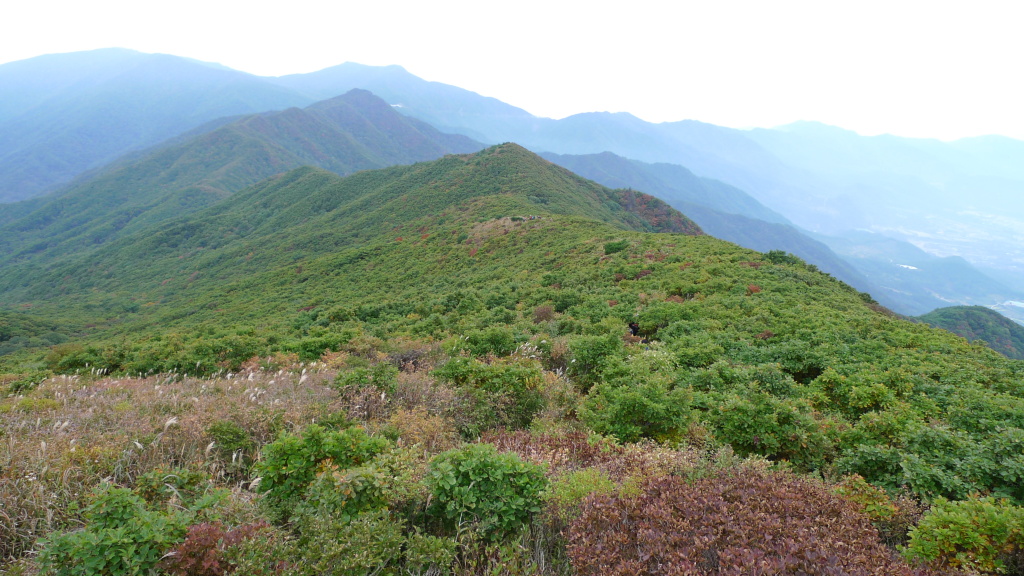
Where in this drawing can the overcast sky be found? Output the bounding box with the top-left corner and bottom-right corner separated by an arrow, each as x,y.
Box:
2,0 -> 1022,140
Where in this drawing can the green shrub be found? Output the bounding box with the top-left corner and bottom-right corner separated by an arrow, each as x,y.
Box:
404,530 -> 456,575
207,420 -> 255,476
904,496 -> 1024,574
764,250 -> 803,265
462,326 -> 518,356
334,362 -> 399,395
707,392 -> 834,470
567,333 -> 624,390
433,357 -> 544,434
427,443 -> 548,541
603,240 -> 630,255
579,381 -> 693,443
5,370 -> 51,394
291,508 -> 406,576
294,465 -> 393,526
38,485 -> 191,576
831,474 -> 924,548
134,467 -> 211,507
254,424 -> 390,523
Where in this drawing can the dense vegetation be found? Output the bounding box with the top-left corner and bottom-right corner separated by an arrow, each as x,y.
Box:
919,305 -> 1024,360
2,145 -> 1023,574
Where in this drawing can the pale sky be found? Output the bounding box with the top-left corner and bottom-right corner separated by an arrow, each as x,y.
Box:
2,0 -> 1022,140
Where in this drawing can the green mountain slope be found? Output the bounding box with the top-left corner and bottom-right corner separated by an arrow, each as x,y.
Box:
919,306 -> 1024,360
539,151 -> 887,305
0,144 -> 699,316
6,51 -> 1020,319
3,144 -> 1022,511
268,60 -> 1024,317
0,90 -> 482,268
0,49 -> 312,202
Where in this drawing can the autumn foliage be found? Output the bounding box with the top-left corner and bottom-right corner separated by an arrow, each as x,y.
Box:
568,470 -> 944,575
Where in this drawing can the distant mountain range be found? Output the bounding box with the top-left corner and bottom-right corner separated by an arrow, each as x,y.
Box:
0,89 -> 480,270
2,48 -> 1023,321
0,48 -> 312,201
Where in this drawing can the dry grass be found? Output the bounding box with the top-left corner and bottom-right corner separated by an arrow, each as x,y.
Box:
0,367 -> 341,563
2,344 -> 598,574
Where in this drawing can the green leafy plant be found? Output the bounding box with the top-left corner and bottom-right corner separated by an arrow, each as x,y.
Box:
904,496 -> 1024,574
579,381 -> 693,443
253,424 -> 390,523
334,362 -> 400,395
603,240 -> 630,255
433,357 -> 544,435
37,485 -> 192,576
427,443 -> 548,541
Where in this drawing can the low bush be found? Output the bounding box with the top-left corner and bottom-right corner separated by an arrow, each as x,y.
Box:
545,467 -> 617,523
387,407 -> 461,452
427,443 -> 548,541
481,430 -> 624,474
334,362 -> 399,395
37,485 -> 194,576
134,467 -> 212,507
568,470 -> 933,575
161,521 -> 271,576
433,357 -> 544,435
253,424 -> 390,523
206,420 -> 256,477
705,392 -> 834,470
604,240 -> 630,255
904,496 -> 1024,574
579,381 -> 693,443
831,474 -> 924,548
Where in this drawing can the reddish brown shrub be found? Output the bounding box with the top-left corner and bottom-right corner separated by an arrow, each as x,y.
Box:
533,305 -> 555,323
755,330 -> 775,340
568,470 -> 941,576
746,284 -> 762,295
162,521 -> 270,576
634,269 -> 653,280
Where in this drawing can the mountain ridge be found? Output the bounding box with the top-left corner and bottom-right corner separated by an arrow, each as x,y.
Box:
0,89 -> 482,269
